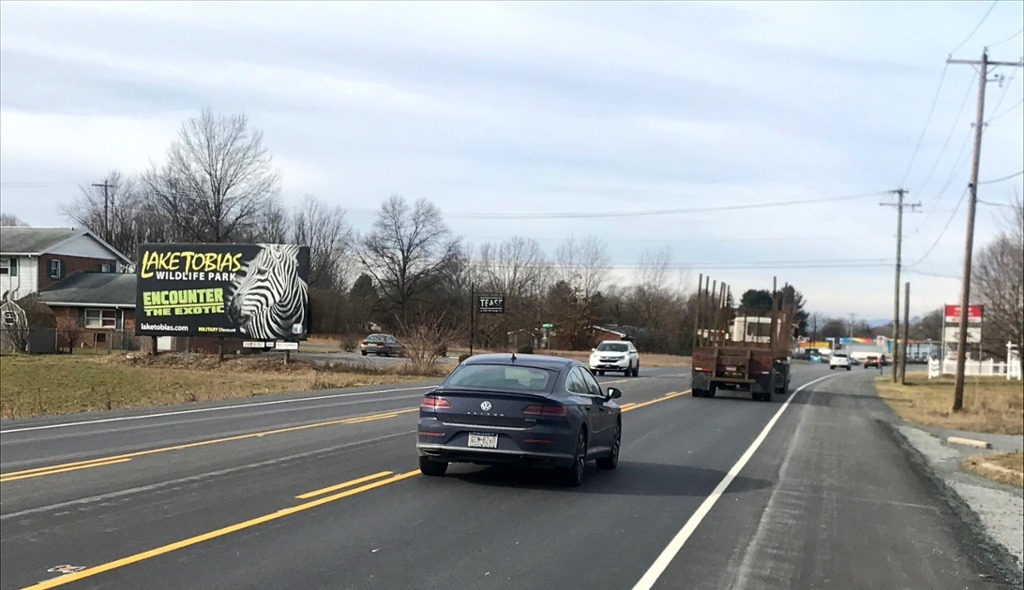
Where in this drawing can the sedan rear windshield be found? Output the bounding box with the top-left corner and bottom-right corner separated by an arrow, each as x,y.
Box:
443,364 -> 558,393
365,335 -> 388,341
833,353 -> 848,358
597,343 -> 628,352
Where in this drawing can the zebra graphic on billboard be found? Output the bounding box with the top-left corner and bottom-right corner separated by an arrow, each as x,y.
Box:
228,244 -> 309,341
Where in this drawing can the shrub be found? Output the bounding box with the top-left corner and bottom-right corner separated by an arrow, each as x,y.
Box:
458,353 -> 472,364
339,335 -> 358,353
517,345 -> 534,354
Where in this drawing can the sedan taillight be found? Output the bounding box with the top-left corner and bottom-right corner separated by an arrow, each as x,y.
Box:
421,397 -> 452,410
522,404 -> 568,417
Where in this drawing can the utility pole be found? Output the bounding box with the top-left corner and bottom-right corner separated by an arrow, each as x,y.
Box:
900,282 -> 910,385
91,178 -> 115,243
947,50 -> 1023,411
848,313 -> 855,338
881,188 -> 920,382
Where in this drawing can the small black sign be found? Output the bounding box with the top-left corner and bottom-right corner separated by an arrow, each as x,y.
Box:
2,311 -> 16,326
478,295 -> 505,314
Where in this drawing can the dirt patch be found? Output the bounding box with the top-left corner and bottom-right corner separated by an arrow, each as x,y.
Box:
961,452 -> 1024,489
0,353 -> 437,419
874,374 -> 1024,435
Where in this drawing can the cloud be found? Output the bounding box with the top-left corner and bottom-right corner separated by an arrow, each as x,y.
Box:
1,1 -> 1021,320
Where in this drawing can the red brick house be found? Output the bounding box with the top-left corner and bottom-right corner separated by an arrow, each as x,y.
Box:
0,227 -> 131,301
36,271 -> 139,350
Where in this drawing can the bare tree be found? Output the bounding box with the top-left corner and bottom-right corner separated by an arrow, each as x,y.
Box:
293,195 -> 353,290
475,237 -> 549,348
973,195 -> 1023,371
55,313 -> 85,353
0,212 -> 28,226
478,237 -> 548,298
555,235 -> 610,299
633,246 -> 671,292
357,196 -> 462,325
142,108 -> 282,243
60,170 -> 168,257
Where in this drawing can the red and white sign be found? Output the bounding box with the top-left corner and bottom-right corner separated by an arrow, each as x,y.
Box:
944,304 -> 983,324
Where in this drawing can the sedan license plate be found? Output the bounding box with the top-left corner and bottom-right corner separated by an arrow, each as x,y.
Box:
467,433 -> 499,449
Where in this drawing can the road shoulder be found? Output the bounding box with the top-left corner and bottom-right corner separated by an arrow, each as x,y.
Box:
892,422 -> 1024,578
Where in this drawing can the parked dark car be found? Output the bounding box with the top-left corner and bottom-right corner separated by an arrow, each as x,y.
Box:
359,333 -> 403,357
416,353 -> 623,487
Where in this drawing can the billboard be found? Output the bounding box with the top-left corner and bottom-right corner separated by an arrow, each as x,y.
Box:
944,304 -> 983,323
135,243 -> 310,340
477,294 -> 505,314
942,303 -> 983,347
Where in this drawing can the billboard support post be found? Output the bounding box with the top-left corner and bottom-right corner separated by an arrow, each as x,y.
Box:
218,337 -> 224,363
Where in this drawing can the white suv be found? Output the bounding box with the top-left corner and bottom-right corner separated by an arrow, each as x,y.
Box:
829,352 -> 852,371
589,341 -> 640,377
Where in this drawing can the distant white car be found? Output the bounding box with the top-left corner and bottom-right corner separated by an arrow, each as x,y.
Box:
589,340 -> 640,377
829,353 -> 852,371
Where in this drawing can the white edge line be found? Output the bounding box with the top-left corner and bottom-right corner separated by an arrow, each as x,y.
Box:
0,385 -> 436,434
630,372 -> 838,590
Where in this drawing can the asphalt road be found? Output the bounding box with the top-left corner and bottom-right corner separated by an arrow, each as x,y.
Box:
1,365 -> 1017,589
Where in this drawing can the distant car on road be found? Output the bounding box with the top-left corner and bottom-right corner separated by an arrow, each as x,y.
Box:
416,353 -> 623,487
863,355 -> 881,368
360,334 -> 403,357
589,340 -> 640,377
829,352 -> 852,371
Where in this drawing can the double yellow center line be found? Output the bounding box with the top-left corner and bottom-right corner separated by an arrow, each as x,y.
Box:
17,388 -> 693,589
0,408 -> 417,483
3,389 -> 691,484
22,470 -> 420,590
620,390 -> 690,412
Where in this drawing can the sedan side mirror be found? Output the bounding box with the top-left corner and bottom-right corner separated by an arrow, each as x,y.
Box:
606,387 -> 622,400
591,348 -> 597,352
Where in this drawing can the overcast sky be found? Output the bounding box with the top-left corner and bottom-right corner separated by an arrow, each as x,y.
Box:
1,1 -> 1022,321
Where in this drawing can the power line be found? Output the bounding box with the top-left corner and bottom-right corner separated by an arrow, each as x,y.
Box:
911,131 -> 973,235
986,64 -> 1019,119
898,62 -> 949,187
912,70 -> 978,195
988,27 -> 1024,48
987,97 -> 1023,121
437,191 -> 889,220
978,198 -> 1021,208
978,170 -> 1024,184
904,268 -> 961,280
949,0 -> 999,56
909,186 -> 970,267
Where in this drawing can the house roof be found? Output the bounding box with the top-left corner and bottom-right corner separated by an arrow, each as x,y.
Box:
588,325 -> 649,339
36,272 -> 136,307
0,226 -> 131,263
0,227 -> 81,254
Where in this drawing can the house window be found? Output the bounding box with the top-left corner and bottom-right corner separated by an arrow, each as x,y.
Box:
0,258 -> 14,276
48,259 -> 64,279
85,309 -> 116,328
99,263 -> 112,273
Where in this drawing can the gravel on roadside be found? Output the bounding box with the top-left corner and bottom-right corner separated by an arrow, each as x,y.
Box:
895,424 -> 1024,579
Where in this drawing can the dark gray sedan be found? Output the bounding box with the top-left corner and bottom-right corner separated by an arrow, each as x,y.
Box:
416,353 -> 622,486
359,334 -> 403,357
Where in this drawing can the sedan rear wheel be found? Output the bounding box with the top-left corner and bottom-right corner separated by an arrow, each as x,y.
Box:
561,430 -> 587,487
596,421 -> 620,470
419,456 -> 448,477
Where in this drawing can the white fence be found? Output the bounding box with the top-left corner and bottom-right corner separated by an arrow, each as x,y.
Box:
928,358 -> 1022,380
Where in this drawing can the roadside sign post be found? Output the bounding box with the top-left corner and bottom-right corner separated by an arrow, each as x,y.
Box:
275,341 -> 298,365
